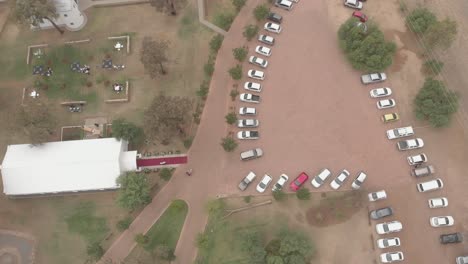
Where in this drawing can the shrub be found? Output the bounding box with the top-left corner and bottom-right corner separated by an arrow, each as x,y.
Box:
159,168 -> 173,181
228,65 -> 242,80
204,60 -> 215,76
213,13 -> 234,31
184,137 -> 193,149
296,188 -> 311,200
405,8 -> 436,34
230,89 -> 239,101
225,112 -> 237,125
232,47 -> 248,62
423,19 -> 458,51
86,242 -> 104,261
116,217 -> 132,231
221,136 -> 238,152
243,24 -> 259,41
232,0 -> 247,12
210,34 -> 224,52
253,4 -> 270,21
196,81 -> 209,99
243,195 -> 252,203
196,233 -> 209,249
273,190 -> 286,201
423,59 -> 444,75
134,233 -> 149,246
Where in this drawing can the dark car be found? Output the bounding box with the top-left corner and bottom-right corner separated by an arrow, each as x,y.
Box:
370,207 -> 393,220
268,12 -> 283,24
440,233 -> 463,244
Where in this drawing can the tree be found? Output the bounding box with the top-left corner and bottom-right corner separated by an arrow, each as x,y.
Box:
214,13 -> 234,31
18,103 -> 57,145
143,94 -> 192,143
225,112 -> 237,124
228,65 -> 243,80
86,242 -> 104,261
273,189 -> 286,201
196,233 -> 209,249
232,0 -> 247,12
239,231 -> 267,264
243,24 -> 259,41
414,78 -> 458,127
159,168 -> 173,181
196,81 -> 209,99
233,47 -> 248,62
150,0 -> 187,15
296,188 -> 310,200
14,0 -> 64,34
278,230 -> 313,259
266,255 -> 284,264
221,136 -> 238,152
405,8 -> 437,34
112,118 -> 144,145
154,245 -> 176,261
116,172 -> 151,210
338,19 -> 396,71
253,4 -> 270,21
423,59 -> 444,75
140,37 -> 170,78
210,34 -> 224,52
284,254 -> 306,264
116,217 -> 133,231
423,19 -> 458,50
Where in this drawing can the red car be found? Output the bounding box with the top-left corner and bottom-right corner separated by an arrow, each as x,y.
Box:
352,11 -> 368,22
290,172 -> 309,191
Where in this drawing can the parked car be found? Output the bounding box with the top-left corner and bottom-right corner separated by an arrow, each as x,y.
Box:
386,126 -> 414,140
268,12 -> 283,23
380,252 -> 404,263
258,35 -> 275,46
290,172 -> 309,191
248,70 -> 265,80
440,233 -> 463,244
237,119 -> 259,128
397,138 -> 424,151
382,113 -> 399,123
428,197 -> 448,208
376,221 -> 403,234
239,107 -> 257,116
370,87 -> 392,98
352,11 -> 368,22
238,171 -> 256,191
240,148 -> 263,161
361,72 -> 387,84
237,130 -> 260,140
344,0 -> 363,9
240,93 -> 261,103
264,22 -> 282,34
244,82 -> 262,92
368,190 -> 387,202
411,165 -> 435,177
417,178 -> 444,192
351,171 -> 367,189
255,45 -> 272,57
458,256 -> 468,264
330,169 -> 350,190
311,168 -> 332,188
272,174 -> 289,191
377,237 -> 401,249
275,0 -> 293,10
407,153 -> 428,165
249,56 -> 268,68
430,216 -> 454,227
370,207 -> 393,220
256,174 -> 272,193
377,99 -> 396,109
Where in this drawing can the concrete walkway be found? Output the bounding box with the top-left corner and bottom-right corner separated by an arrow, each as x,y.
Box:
98,0 -> 260,263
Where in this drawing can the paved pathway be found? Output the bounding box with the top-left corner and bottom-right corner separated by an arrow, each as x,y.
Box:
98,0 -> 260,263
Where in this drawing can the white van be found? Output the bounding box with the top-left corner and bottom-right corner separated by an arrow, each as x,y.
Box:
417,178 -> 443,192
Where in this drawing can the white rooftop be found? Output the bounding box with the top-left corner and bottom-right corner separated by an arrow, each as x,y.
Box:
1,138 -> 137,196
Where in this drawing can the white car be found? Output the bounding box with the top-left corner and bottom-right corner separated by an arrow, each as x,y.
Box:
377,99 -> 396,109
240,93 -> 260,103
258,35 -> 275,46
244,82 -> 262,92
417,178 -> 443,193
239,107 -> 256,116
344,0 -> 363,9
351,172 -> 367,190
311,168 -> 331,188
237,119 -> 259,128
264,22 -> 282,34
428,197 -> 448,208
330,169 -> 350,190
380,252 -> 404,263
272,174 -> 289,191
430,216 -> 454,227
255,45 -> 272,57
370,87 -> 392,98
377,237 -> 401,249
237,130 -> 259,140
397,138 -> 424,151
249,56 -> 268,68
274,0 -> 293,10
256,174 -> 272,193
407,153 -> 427,165
361,72 -> 387,84
386,126 -> 414,140
368,190 -> 387,202
248,70 -> 265,80
376,221 -> 403,234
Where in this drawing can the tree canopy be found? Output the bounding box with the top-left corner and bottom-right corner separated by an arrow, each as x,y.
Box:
424,19 -> 457,51
405,8 -> 437,34
140,37 -> 170,78
338,19 -> 396,72
14,0 -> 64,34
414,78 -> 458,127
253,4 -> 270,21
111,118 -> 144,145
116,172 -> 151,210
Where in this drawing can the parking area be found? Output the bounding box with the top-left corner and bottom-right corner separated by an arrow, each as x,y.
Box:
217,0 -> 468,263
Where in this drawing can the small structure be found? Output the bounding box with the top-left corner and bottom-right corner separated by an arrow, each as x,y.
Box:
32,65 -> 44,75
102,58 -> 113,69
0,138 -> 137,197
34,0 -> 87,32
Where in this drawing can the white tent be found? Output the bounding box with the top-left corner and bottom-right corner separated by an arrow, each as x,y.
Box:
0,138 -> 137,197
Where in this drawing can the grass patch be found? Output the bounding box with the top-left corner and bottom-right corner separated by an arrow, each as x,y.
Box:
64,201 -> 109,244
0,45 -> 29,80
178,7 -> 201,39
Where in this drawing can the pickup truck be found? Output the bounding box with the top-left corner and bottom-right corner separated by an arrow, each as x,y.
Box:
361,73 -> 387,84
397,138 -> 424,151
238,171 -> 257,191
237,130 -> 260,139
240,93 -> 261,103
386,126 -> 414,139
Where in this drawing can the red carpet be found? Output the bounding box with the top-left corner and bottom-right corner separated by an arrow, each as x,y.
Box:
136,155 -> 188,167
